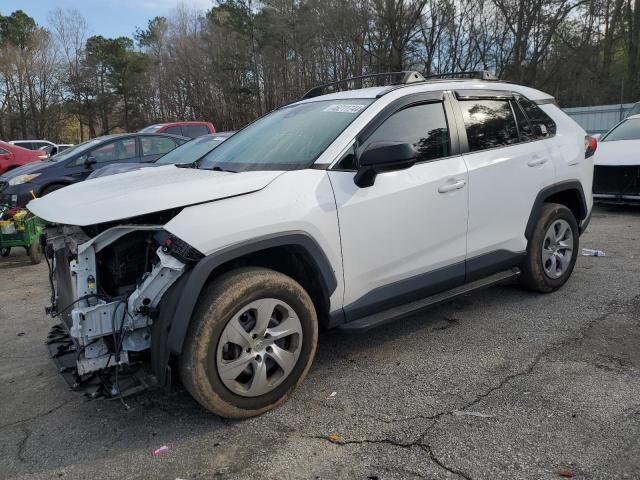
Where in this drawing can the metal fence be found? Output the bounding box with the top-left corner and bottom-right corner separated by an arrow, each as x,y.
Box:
562,103 -> 635,134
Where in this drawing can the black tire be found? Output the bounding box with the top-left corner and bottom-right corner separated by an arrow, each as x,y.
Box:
39,184 -> 65,196
180,267 -> 318,418
0,247 -> 10,257
520,203 -> 579,293
28,241 -> 42,264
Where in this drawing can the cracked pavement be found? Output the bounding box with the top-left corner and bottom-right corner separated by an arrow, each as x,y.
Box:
1,205 -> 639,479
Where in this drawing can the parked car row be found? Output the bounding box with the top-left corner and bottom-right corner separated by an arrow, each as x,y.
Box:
0,121 -> 223,207
0,131 -> 234,208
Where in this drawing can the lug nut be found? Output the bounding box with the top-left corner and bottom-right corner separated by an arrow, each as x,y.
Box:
246,348 -> 251,353
266,346 -> 272,353
255,354 -> 262,362
264,333 -> 271,339
252,333 -> 258,339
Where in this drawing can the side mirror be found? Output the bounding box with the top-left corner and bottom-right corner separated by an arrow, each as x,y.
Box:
85,156 -> 97,167
354,141 -> 417,188
533,124 -> 548,137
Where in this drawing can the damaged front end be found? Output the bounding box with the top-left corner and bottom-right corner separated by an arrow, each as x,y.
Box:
45,220 -> 202,399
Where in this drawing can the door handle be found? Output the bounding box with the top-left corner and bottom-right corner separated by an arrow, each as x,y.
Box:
527,157 -> 548,167
438,179 -> 467,193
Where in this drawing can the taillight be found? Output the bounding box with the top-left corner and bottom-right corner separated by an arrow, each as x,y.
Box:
585,135 -> 597,158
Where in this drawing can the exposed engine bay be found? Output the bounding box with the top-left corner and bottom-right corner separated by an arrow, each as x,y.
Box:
44,220 -> 202,399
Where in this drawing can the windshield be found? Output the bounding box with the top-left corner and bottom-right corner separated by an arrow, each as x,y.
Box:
602,118 -> 640,141
155,134 -> 230,165
47,137 -> 109,162
198,99 -> 373,172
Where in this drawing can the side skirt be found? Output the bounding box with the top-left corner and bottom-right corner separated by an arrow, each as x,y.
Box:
338,268 -> 520,333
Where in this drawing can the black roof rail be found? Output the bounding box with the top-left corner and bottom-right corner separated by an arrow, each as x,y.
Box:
423,70 -> 499,81
301,71 -> 426,99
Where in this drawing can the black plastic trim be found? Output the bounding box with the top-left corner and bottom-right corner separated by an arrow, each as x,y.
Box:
166,231 -> 337,355
466,249 -> 525,283
343,261 -> 465,322
525,181 -> 588,239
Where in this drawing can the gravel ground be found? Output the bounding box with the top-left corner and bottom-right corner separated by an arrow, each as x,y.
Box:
1,205 -> 639,480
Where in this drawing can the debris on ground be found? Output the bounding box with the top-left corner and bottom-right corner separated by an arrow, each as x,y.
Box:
453,410 -> 495,418
327,433 -> 344,443
152,445 -> 170,456
582,248 -> 605,257
326,391 -> 337,400
559,468 -> 576,477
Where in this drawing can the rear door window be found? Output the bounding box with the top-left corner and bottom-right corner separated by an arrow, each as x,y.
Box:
459,99 -> 520,151
517,97 -> 557,137
511,100 -> 536,141
141,136 -> 180,156
182,125 -> 209,137
164,126 -> 182,135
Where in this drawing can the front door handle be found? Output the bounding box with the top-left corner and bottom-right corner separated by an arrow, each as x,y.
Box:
438,178 -> 467,193
528,157 -> 548,167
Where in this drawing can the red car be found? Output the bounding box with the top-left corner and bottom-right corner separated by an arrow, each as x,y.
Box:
0,141 -> 48,175
139,121 -> 216,138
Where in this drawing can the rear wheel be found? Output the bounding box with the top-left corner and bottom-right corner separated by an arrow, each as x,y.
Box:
520,203 -> 579,292
180,267 -> 318,418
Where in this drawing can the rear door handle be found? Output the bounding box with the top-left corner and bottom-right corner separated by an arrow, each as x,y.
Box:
438,178 -> 467,193
527,157 -> 548,167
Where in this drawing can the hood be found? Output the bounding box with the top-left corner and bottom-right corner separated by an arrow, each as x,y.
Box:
0,158 -> 52,179
87,163 -> 154,180
28,165 -> 284,226
594,140 -> 640,166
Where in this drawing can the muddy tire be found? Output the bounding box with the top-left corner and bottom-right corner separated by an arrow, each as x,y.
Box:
180,267 -> 318,418
28,241 -> 42,264
520,203 -> 579,293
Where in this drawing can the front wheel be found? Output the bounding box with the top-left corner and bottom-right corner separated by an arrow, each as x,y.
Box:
28,241 -> 42,264
180,267 -> 318,418
520,203 -> 579,293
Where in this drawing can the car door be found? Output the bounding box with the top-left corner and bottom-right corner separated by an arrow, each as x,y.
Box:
454,91 -> 555,279
328,97 -> 469,321
67,137 -> 138,181
139,135 -> 184,163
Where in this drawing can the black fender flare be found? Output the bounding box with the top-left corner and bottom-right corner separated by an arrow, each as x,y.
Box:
524,180 -> 588,239
164,231 -> 337,356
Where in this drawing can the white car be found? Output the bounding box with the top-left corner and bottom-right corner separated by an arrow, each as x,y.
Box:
593,114 -> 640,204
29,71 -> 594,418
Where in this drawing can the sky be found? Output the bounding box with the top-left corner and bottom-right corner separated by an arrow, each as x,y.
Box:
1,0 -> 214,38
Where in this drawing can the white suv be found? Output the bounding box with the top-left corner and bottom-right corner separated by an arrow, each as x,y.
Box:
30,71 -> 594,418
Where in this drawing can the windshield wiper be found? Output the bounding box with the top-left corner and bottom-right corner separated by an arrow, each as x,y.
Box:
209,165 -> 237,173
175,162 -> 197,169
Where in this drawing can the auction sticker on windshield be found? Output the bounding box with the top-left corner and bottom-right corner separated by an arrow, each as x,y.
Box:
323,104 -> 367,113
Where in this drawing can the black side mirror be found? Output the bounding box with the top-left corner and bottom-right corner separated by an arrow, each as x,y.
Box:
354,141 -> 417,188
85,156 -> 97,169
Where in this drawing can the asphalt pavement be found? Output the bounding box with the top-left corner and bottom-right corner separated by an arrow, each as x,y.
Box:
1,205 -> 639,480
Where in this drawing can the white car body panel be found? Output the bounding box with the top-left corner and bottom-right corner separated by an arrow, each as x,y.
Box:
164,169 -> 345,311
327,156 -> 468,306
28,165 -> 284,227
463,141 -> 555,257
594,140 -> 640,166
541,104 -> 594,213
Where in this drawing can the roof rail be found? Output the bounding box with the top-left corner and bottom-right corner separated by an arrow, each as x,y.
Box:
301,71 -> 426,99
424,70 -> 499,81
